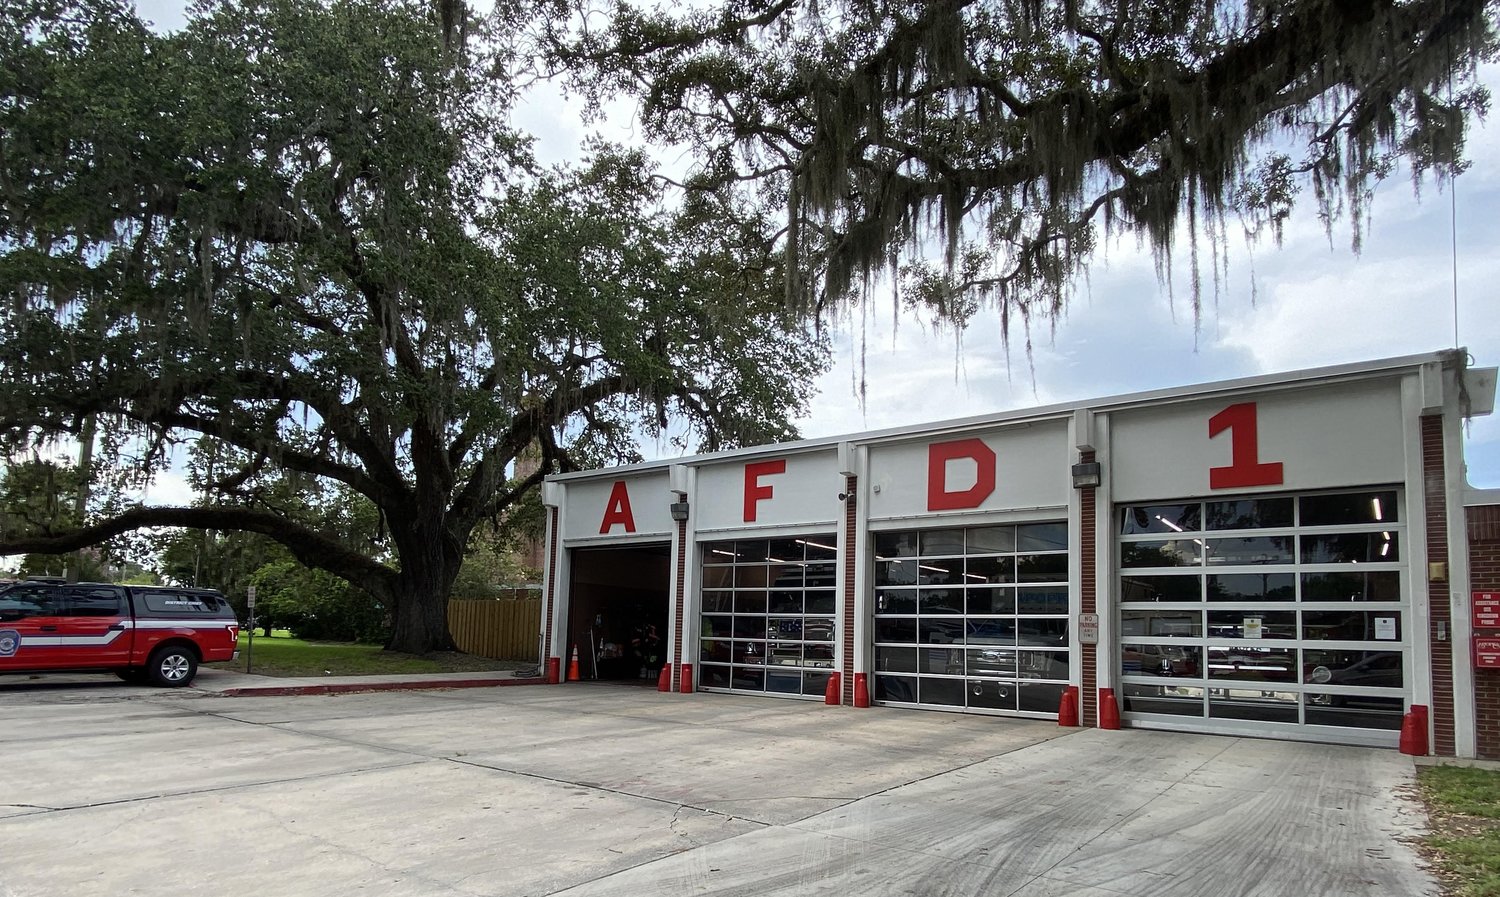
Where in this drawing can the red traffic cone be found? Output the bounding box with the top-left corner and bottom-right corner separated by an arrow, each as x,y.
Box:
824,672 -> 842,705
1399,704 -> 1430,756
656,663 -> 672,692
853,673 -> 871,708
1057,686 -> 1080,726
546,656 -> 561,684
566,645 -> 581,682
678,664 -> 694,694
1099,687 -> 1121,730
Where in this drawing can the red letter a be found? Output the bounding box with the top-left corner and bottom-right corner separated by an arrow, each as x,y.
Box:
599,481 -> 637,534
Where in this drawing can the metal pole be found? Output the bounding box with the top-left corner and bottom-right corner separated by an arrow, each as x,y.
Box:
245,584 -> 257,673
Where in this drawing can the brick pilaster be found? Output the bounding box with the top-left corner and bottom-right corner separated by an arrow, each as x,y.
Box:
1079,450 -> 1097,726
1469,505 -> 1500,758
1423,416 -> 1455,755
842,475 -> 858,706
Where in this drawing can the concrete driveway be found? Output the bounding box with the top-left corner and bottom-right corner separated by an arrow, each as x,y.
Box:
0,681 -> 1434,896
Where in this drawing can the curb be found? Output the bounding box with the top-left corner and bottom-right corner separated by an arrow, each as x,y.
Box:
209,676 -> 550,697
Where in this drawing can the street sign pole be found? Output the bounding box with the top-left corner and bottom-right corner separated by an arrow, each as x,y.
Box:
245,584 -> 257,674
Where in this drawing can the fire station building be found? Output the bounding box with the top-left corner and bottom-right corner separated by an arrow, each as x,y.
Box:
538,350 -> 1500,757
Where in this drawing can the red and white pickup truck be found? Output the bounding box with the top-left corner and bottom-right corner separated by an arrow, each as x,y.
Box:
0,581 -> 239,687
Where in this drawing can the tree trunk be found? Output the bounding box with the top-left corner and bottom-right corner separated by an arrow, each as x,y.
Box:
384,515 -> 463,655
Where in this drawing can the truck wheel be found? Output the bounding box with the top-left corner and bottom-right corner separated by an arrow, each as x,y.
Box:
148,646 -> 198,687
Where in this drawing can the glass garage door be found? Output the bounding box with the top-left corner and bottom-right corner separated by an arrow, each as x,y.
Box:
872,523 -> 1070,716
698,535 -> 837,697
1118,489 -> 1408,742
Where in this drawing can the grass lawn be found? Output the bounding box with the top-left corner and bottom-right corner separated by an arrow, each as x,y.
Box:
1419,765 -> 1500,897
204,633 -> 530,678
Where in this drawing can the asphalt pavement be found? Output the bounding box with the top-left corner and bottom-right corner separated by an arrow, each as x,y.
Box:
0,681 -> 1436,897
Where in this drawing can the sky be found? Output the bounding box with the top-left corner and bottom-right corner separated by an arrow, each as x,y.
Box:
128,1 -> 1500,496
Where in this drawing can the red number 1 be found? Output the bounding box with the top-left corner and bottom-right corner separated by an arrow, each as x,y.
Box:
1208,402 -> 1284,489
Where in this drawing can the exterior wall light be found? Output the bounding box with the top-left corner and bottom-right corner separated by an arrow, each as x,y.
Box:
669,501 -> 690,521
1070,462 -> 1101,489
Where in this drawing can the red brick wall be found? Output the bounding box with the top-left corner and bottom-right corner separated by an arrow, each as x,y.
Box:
1424,417 -> 1455,755
1080,451 -> 1097,727
1471,505 -> 1500,758
672,516 -> 688,691
841,475 -> 857,706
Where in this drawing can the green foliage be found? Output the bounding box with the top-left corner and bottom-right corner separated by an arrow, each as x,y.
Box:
1424,766 -> 1500,820
542,0 -> 1497,334
0,0 -> 828,652
208,634 -> 520,676
249,559 -> 388,643
1421,766 -> 1500,896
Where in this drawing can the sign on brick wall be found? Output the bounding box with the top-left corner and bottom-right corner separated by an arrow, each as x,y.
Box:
1476,592 -> 1500,630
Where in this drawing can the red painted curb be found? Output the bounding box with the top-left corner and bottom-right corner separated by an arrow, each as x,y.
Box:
213,677 -> 549,697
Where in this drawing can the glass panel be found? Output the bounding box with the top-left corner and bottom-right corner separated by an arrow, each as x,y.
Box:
1121,540 -> 1202,568
875,588 -> 917,614
734,540 -> 769,563
1206,647 -> 1297,683
1120,504 -> 1201,535
1303,650 -> 1403,689
805,591 -> 836,614
768,617 -> 803,639
1016,650 -> 1069,680
735,591 -> 767,614
1301,611 -> 1402,641
1208,573 -> 1295,601
700,665 -> 731,688
805,562 -> 837,588
767,590 -> 801,613
733,641 -> 764,664
1017,587 -> 1068,615
875,531 -> 917,558
769,565 -> 804,589
731,667 -> 765,690
1017,523 -> 1068,551
1018,618 -> 1068,648
1121,610 -> 1202,638
733,617 -> 767,639
767,538 -> 803,562
1301,571 -> 1401,602
1017,554 -> 1068,583
804,644 -> 835,667
701,590 -> 733,612
1207,611 -> 1296,640
918,588 -> 963,615
1300,490 -> 1398,527
964,646 -> 1015,677
702,615 -> 732,638
700,565 -> 734,589
920,529 -> 966,556
1304,694 -> 1403,729
876,560 -> 918,586
1123,684 -> 1205,716
874,674 -> 917,702
1301,533 -> 1400,563
967,526 -> 1016,553
1205,498 -> 1294,530
1204,536 -> 1294,565
920,618 -> 964,644
919,646 -> 952,673
767,642 -> 802,666
967,587 -> 1014,615
733,566 -> 768,589
965,618 -> 1016,646
964,554 -> 1014,583
803,619 -> 835,643
876,646 -> 919,673
702,542 -> 736,564
766,670 -> 801,694
919,677 -> 965,706
874,618 -> 917,643
1121,574 -> 1201,602
700,639 -> 732,663
801,536 -> 837,560
1018,681 -> 1067,713
1209,689 -> 1298,723
802,671 -> 832,697
917,557 -> 964,585
1122,644 -> 1202,678
967,678 -> 1017,710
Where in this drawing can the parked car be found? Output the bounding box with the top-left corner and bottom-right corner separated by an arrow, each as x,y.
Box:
0,582 -> 239,686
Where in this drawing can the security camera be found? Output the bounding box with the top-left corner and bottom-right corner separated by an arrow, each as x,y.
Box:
837,492 -> 848,502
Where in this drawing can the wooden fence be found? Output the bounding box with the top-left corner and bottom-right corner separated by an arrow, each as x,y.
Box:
448,597 -> 541,661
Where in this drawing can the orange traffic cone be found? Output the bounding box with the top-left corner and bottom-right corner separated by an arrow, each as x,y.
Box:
567,645 -> 581,682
